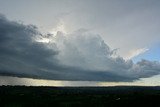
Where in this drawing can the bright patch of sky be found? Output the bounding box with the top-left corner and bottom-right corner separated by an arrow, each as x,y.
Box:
1,76 -> 160,86
133,43 -> 160,62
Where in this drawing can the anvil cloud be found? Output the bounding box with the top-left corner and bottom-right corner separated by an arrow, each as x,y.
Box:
0,15 -> 160,82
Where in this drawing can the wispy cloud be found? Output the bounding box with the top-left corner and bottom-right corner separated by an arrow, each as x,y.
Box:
125,48 -> 149,60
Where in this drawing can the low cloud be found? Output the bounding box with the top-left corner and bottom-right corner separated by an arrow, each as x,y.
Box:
0,14 -> 160,82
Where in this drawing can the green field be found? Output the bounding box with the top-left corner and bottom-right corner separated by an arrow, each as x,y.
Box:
0,86 -> 160,107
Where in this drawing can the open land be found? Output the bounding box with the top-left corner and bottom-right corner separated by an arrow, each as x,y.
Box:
0,86 -> 160,107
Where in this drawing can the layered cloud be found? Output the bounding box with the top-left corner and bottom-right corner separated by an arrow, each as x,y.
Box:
0,14 -> 160,82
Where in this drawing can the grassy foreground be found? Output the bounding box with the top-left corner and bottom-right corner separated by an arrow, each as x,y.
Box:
0,86 -> 160,107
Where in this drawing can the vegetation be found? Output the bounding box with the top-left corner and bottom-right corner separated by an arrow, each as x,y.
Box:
0,86 -> 160,107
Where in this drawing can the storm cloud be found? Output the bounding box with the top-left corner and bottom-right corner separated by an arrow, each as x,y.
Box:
0,14 -> 160,82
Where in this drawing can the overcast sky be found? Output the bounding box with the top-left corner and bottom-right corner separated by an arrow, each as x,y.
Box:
0,0 -> 160,86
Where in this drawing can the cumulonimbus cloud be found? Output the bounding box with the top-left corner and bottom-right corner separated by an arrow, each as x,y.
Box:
0,14 -> 160,82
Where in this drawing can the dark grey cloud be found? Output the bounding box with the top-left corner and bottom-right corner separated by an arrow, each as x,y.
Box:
0,14 -> 59,78
0,14 -> 160,82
